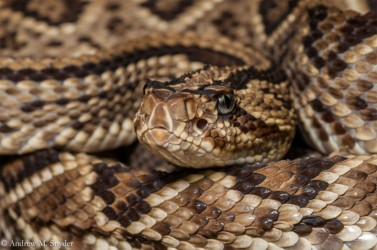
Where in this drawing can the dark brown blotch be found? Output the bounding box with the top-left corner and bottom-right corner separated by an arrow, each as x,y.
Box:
310,99 -> 326,112
244,172 -> 266,185
346,96 -> 368,110
153,222 -> 172,236
294,72 -> 311,91
191,200 -> 207,213
0,67 -> 13,78
227,165 -> 254,180
313,56 -> 326,69
105,2 -> 120,11
301,216 -> 327,227
292,223 -> 313,236
332,122 -> 346,135
360,108 -> 377,121
0,124 -> 16,133
1,149 -> 60,192
124,207 -> 140,221
321,111 -> 335,123
260,217 -> 275,230
269,191 -> 290,203
250,186 -> 271,198
357,80 -> 373,91
125,193 -> 139,206
347,15 -> 368,26
342,134 -> 355,148
324,219 -> 344,234
214,138 -> 226,149
288,195 -> 310,207
309,180 -> 329,191
293,173 -> 311,187
300,166 -> 322,178
136,186 -> 153,198
305,46 -> 318,58
134,200 -> 152,214
141,0 -> 195,21
56,98 -> 70,105
145,178 -> 165,191
105,176 -> 120,188
303,186 -> 319,199
100,191 -> 115,204
233,181 -> 254,194
268,209 -> 279,220
327,58 -> 347,77
71,121 -> 84,130
102,206 -> 117,220
21,100 -> 45,113
202,207 -> 222,219
318,129 -> 329,141
308,5 -> 328,22
328,87 -> 344,99
118,215 -> 131,227
355,26 -> 377,38
115,200 -> 128,214
259,0 -> 300,35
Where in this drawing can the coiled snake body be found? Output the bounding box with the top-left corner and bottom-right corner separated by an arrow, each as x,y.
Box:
1,0 -> 377,249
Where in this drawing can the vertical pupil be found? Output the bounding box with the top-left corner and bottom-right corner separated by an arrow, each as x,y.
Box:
224,95 -> 231,109
218,94 -> 234,115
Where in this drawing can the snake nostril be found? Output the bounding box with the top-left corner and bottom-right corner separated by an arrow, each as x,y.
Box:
196,119 -> 208,130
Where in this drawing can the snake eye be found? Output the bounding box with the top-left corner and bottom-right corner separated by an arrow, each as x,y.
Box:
217,93 -> 236,115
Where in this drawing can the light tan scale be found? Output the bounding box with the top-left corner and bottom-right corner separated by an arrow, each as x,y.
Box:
1,0 -> 377,249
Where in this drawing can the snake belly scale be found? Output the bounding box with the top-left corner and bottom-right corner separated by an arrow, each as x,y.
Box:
1,0 -> 377,249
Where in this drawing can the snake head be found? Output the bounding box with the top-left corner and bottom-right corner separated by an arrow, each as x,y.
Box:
134,66 -> 296,168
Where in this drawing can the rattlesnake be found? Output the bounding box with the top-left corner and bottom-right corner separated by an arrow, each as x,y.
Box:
1,0 -> 377,249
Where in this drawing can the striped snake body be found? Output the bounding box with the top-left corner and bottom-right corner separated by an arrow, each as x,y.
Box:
1,0 -> 377,249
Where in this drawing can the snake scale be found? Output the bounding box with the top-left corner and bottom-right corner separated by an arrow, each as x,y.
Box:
1,0 -> 377,249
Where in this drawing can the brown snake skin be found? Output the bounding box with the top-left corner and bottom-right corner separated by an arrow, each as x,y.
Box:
1,0 -> 377,249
